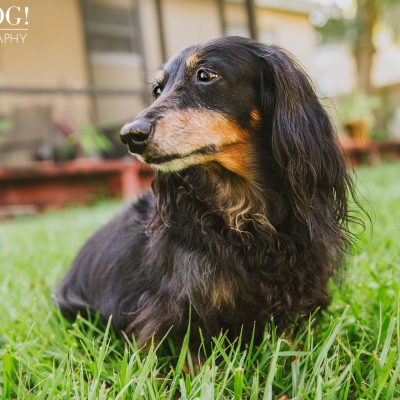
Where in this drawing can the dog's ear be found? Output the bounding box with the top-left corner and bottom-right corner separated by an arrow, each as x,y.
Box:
253,45 -> 353,240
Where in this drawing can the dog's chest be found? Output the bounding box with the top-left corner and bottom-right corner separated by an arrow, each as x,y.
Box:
150,207 -> 266,317
169,242 -> 258,316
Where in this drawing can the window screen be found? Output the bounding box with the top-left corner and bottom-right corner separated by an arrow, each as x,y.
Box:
82,2 -> 140,54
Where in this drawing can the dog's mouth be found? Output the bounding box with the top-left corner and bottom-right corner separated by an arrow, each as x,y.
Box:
129,141 -> 245,171
144,144 -> 219,165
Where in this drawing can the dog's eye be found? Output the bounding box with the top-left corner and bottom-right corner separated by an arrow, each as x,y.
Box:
152,84 -> 162,98
197,69 -> 219,82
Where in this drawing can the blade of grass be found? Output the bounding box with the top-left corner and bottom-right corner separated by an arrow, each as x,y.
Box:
263,338 -> 281,400
379,317 -> 396,368
167,308 -> 191,400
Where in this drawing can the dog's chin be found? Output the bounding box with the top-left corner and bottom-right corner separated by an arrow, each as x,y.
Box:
129,151 -> 207,172
153,155 -> 206,172
127,142 -> 221,172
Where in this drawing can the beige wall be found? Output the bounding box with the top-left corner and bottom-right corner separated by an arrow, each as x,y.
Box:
258,10 -> 316,75
0,0 -> 91,125
225,3 -> 316,76
140,0 -> 224,72
138,0 -> 163,72
140,0 -> 316,90
0,0 -> 319,127
138,0 -> 223,91
162,0 -> 222,59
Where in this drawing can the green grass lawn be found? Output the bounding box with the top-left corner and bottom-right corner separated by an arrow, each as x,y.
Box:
1,163 -> 399,399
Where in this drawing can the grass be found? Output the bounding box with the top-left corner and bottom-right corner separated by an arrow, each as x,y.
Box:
0,163 -> 399,399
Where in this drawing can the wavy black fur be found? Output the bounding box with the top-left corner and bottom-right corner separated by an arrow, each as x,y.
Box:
56,37 -> 358,347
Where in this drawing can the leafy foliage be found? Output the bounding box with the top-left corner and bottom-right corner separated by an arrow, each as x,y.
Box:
75,123 -> 112,156
337,91 -> 381,127
316,0 -> 400,48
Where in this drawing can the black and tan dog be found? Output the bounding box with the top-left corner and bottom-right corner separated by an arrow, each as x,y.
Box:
56,36 -> 356,347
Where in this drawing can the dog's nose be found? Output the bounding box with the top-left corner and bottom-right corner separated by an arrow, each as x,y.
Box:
120,119 -> 153,154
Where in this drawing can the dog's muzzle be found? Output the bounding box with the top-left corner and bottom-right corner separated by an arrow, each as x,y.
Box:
120,118 -> 153,155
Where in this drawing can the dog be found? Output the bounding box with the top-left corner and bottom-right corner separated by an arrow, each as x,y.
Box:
56,36 -> 356,348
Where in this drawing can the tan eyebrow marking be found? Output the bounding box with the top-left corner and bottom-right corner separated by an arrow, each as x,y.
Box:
186,52 -> 200,69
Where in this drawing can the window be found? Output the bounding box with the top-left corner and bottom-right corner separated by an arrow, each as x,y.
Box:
82,2 -> 140,55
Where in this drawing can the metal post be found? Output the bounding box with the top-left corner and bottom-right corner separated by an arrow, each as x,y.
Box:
132,0 -> 151,105
216,0 -> 227,36
245,0 -> 258,41
78,0 -> 98,122
154,0 -> 167,63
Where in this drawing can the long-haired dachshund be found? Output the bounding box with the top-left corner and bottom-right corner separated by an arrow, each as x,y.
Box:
56,36 -> 355,347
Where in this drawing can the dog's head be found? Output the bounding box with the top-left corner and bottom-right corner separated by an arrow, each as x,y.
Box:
121,36 -> 267,177
121,36 -> 353,235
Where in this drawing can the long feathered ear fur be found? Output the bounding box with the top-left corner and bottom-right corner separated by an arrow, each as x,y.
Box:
251,44 -> 358,248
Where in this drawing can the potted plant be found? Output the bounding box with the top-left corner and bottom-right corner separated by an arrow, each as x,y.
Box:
0,116 -> 14,164
49,122 -> 112,162
338,91 -> 381,144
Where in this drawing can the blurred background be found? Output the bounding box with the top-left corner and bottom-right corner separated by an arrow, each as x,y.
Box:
1,0 -> 400,216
